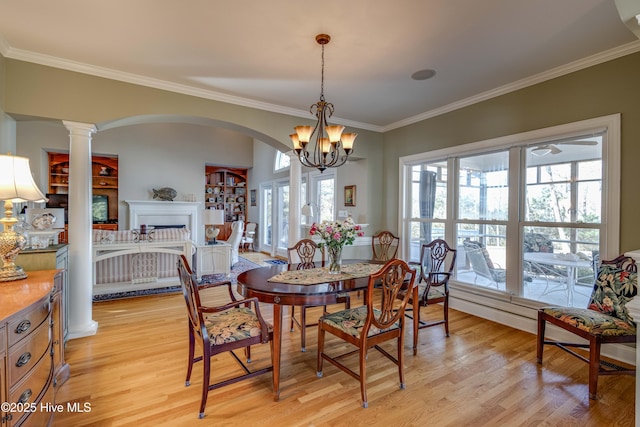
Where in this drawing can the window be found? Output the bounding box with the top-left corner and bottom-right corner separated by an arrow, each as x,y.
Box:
400,115 -> 620,308
309,172 -> 335,223
407,160 -> 448,260
521,137 -> 602,306
260,184 -> 273,250
274,151 -> 290,172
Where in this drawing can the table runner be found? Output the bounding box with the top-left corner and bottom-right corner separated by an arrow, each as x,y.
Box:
268,263 -> 383,285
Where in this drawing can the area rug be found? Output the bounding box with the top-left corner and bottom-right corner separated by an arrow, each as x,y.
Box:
265,259 -> 287,265
93,257 -> 261,301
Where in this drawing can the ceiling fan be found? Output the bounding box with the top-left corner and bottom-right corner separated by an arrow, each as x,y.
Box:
530,140 -> 598,156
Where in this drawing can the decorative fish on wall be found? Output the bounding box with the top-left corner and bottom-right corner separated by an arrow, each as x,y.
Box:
153,187 -> 177,201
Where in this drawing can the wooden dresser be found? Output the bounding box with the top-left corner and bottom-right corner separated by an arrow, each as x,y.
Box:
0,270 -> 68,427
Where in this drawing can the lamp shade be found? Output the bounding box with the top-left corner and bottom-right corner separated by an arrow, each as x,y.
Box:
202,209 -> 225,225
0,155 -> 47,202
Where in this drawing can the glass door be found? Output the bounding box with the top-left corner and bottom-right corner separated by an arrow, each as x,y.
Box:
275,181 -> 290,258
260,184 -> 273,255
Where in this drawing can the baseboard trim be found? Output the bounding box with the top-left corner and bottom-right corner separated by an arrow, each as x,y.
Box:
450,295 -> 635,366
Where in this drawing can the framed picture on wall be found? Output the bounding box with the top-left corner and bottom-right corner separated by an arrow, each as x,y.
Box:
250,189 -> 257,206
344,185 -> 356,207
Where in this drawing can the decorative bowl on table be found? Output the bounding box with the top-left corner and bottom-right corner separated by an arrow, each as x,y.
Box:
31,213 -> 56,230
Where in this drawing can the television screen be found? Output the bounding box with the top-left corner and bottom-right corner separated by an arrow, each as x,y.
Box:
92,195 -> 109,223
46,193 -> 110,223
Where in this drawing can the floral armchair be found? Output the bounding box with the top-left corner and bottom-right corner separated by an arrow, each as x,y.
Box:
537,254 -> 637,399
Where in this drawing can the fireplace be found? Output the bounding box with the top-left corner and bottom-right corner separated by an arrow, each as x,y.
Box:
125,200 -> 200,243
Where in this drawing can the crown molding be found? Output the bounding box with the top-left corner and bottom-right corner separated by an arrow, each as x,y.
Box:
0,34 -> 10,56
1,36 -> 638,134
383,40 -> 640,132
2,44 -> 382,133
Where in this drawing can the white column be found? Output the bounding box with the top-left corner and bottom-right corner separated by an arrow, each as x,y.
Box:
623,249 -> 640,427
64,121 -> 98,339
288,152 -> 302,248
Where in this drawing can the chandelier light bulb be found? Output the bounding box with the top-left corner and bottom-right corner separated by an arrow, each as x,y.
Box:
290,134 -> 302,151
340,133 -> 357,152
294,125 -> 313,144
325,125 -> 345,143
320,138 -> 331,154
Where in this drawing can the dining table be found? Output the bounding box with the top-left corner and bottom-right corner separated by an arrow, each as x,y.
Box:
236,260 -> 419,401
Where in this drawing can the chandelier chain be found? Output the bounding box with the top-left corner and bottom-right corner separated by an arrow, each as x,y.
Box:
320,43 -> 325,102
290,34 -> 357,173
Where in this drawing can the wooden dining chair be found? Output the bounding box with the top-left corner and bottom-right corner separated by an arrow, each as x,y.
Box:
537,254 -> 637,399
403,239 -> 456,342
316,258 -> 417,408
177,255 -> 274,418
288,239 -> 350,352
371,231 -> 400,261
356,230 -> 400,299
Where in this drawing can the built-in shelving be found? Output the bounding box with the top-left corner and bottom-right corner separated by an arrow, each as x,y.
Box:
205,166 -> 247,240
48,152 -> 119,235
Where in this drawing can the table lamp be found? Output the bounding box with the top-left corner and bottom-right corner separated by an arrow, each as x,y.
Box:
0,154 -> 48,281
203,209 -> 225,245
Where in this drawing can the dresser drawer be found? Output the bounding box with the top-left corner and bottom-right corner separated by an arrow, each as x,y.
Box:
7,298 -> 50,347
8,319 -> 51,388
9,381 -> 54,427
8,352 -> 52,418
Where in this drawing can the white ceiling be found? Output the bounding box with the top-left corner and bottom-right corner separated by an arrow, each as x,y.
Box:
0,0 -> 639,131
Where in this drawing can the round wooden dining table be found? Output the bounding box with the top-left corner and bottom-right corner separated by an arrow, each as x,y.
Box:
236,260 -> 419,401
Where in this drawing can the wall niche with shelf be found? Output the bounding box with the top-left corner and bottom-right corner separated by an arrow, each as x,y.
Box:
48,152 -> 119,235
205,166 -> 247,240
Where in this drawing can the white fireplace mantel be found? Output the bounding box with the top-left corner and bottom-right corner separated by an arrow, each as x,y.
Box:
125,200 -> 201,243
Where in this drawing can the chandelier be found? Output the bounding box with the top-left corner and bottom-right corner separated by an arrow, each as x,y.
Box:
290,34 -> 357,173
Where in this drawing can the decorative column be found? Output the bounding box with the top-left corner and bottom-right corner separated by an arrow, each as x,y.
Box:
63,121 -> 98,338
288,151 -> 302,248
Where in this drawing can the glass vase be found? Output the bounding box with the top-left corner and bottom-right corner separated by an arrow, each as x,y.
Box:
327,245 -> 343,274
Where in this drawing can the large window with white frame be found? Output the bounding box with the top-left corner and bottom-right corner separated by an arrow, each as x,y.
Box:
400,115 -> 619,308
274,151 -> 291,172
308,171 -> 336,223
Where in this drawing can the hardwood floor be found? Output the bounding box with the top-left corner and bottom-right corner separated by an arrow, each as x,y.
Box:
54,278 -> 635,426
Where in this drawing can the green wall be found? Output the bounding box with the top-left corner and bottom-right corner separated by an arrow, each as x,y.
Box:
383,52 -> 640,252
2,51 -> 639,250
1,57 -> 385,231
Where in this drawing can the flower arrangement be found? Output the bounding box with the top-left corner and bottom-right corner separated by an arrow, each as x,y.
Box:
309,217 -> 364,273
309,217 -> 364,249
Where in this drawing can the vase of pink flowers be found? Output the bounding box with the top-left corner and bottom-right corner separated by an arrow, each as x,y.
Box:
309,217 -> 364,274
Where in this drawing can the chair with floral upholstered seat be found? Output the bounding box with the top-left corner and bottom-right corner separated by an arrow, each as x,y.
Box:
316,258 -> 417,408
288,239 -> 350,352
358,230 -> 399,299
402,239 -> 457,342
177,255 -> 274,418
537,254 -> 637,399
371,231 -> 399,262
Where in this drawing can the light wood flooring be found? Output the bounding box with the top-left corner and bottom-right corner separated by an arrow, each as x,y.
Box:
53,253 -> 635,426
